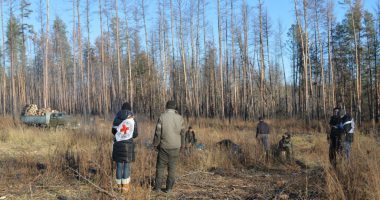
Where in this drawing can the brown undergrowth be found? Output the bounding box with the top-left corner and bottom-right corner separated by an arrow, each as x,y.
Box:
0,117 -> 378,199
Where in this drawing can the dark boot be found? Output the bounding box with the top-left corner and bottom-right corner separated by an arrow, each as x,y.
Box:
165,178 -> 175,193
153,179 -> 162,192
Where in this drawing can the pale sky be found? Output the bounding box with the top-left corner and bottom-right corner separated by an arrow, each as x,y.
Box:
1,0 -> 379,80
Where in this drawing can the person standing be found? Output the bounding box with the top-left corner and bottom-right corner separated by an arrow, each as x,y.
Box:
184,126 -> 197,155
112,102 -> 138,192
153,100 -> 185,193
328,107 -> 344,167
256,117 -> 270,162
341,110 -> 355,160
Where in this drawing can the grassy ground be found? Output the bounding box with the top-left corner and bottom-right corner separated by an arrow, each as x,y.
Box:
0,116 -> 379,199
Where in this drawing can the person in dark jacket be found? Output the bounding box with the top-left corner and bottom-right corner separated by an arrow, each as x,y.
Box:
153,100 -> 185,193
112,102 -> 138,192
184,126 -> 197,155
328,107 -> 344,167
256,117 -> 270,162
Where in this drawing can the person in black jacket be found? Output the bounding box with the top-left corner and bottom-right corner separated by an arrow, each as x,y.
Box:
112,102 -> 138,192
328,107 -> 343,167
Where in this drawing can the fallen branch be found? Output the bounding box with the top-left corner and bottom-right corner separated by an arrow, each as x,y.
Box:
35,185 -> 66,188
178,171 -> 215,180
29,183 -> 33,199
66,166 -> 118,199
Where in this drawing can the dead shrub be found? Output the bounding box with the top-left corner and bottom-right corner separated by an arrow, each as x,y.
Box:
0,128 -> 9,142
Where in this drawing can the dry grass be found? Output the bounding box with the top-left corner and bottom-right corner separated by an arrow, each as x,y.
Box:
0,116 -> 379,199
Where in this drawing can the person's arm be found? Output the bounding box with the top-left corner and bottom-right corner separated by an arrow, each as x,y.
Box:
256,125 -> 259,138
133,120 -> 138,138
291,142 -> 294,157
153,118 -> 162,149
111,115 -> 118,135
184,131 -> 188,143
192,131 -> 197,143
180,117 -> 186,148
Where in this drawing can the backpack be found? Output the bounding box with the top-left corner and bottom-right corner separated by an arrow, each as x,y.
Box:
114,117 -> 135,142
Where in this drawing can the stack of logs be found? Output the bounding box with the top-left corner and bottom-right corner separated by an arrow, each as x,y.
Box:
22,104 -> 58,116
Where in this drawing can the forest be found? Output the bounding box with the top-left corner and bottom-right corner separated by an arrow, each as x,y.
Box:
0,0 -> 378,124
1,1 -> 380,199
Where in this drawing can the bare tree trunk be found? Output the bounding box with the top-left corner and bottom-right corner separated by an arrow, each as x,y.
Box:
314,0 -> 326,120
77,0 -> 84,112
265,9 -> 274,118
349,1 -> 361,125
303,0 -> 312,119
195,0 -> 201,118
141,0 -> 153,117
98,0 -> 107,114
229,0 -> 237,118
86,0 -> 91,113
169,0 -> 175,100
217,0 -> 224,118
294,0 -> 310,121
9,1 -> 16,117
242,0 -> 248,119
258,0 -> 265,117
376,4 -> 379,122
20,2 -> 28,109
43,0 -> 50,108
327,0 -> 335,110
1,0 -> 6,115
189,0 -> 196,116
178,0 -> 188,113
202,0 -> 208,117
122,0 -> 133,109
278,21 -> 288,116
158,0 -> 167,104
72,0 -> 77,113
115,0 -> 122,103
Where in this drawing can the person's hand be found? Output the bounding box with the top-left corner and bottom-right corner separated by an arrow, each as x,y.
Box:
154,146 -> 159,152
180,146 -> 184,153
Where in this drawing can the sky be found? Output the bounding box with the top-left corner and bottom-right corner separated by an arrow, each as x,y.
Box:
1,0 -> 379,79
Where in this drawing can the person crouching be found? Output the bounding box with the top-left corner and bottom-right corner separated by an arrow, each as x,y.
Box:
278,133 -> 293,162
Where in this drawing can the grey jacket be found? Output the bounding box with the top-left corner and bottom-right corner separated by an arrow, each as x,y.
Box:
256,121 -> 270,137
153,109 -> 185,149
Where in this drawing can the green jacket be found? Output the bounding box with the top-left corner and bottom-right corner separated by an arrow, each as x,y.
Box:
153,109 -> 186,149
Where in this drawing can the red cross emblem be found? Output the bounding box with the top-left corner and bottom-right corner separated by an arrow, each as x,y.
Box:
120,124 -> 129,134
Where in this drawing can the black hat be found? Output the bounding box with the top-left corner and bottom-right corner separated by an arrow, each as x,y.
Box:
122,102 -> 131,110
166,100 -> 176,109
259,116 -> 264,121
285,132 -> 291,137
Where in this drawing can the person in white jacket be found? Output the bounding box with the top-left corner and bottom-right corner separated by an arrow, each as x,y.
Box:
341,110 -> 355,160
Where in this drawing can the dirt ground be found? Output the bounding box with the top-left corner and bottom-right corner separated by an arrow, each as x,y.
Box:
0,138 -> 326,200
